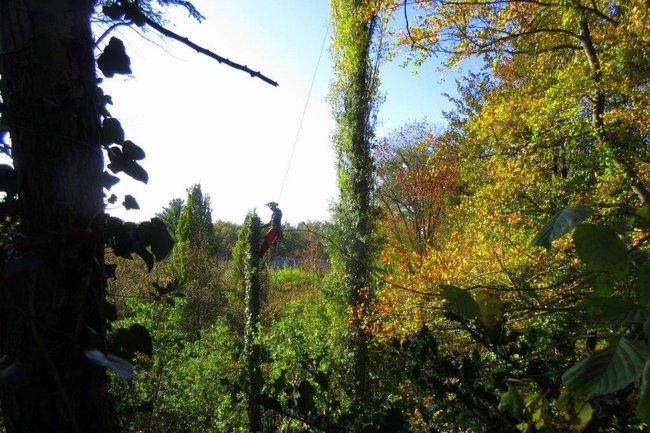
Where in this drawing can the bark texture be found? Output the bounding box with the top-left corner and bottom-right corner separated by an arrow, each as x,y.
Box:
0,1 -> 117,431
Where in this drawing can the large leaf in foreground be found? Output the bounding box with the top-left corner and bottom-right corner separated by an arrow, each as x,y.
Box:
440,285 -> 479,319
562,336 -> 648,398
573,224 -> 629,275
530,207 -> 593,249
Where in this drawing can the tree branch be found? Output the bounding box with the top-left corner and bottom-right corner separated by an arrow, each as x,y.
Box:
141,15 -> 279,87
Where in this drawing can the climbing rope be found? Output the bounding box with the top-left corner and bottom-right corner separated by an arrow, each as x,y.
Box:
276,23 -> 330,203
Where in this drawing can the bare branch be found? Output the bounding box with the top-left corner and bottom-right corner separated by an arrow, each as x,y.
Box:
141,15 -> 279,87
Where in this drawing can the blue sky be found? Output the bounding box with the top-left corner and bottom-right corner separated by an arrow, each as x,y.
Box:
98,0 -> 458,224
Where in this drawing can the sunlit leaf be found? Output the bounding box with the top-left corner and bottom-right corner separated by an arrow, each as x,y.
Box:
530,207 -> 593,249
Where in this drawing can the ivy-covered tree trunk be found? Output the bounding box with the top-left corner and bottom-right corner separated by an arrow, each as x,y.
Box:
243,215 -> 262,432
329,0 -> 381,398
0,1 -> 117,432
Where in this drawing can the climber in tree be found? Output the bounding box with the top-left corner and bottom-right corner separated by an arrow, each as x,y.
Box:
259,201 -> 282,258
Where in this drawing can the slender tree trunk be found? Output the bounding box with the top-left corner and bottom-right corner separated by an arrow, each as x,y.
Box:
243,216 -> 262,432
0,1 -> 117,431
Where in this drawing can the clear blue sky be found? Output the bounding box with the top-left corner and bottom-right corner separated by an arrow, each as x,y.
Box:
98,0 -> 458,224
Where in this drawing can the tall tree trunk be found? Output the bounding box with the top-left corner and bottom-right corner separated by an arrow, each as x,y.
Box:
329,0 -> 380,398
243,216 -> 262,432
0,1 -> 117,432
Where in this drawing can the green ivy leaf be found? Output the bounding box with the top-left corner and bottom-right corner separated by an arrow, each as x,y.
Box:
102,170 -> 120,190
122,160 -> 148,184
530,207 -> 593,249
137,218 -> 174,261
111,323 -> 153,359
573,224 -> 630,275
97,37 -> 132,78
102,118 -> 124,145
102,3 -> 125,20
122,140 -> 146,160
562,335 -> 649,398
123,194 -> 139,210
440,285 -> 479,319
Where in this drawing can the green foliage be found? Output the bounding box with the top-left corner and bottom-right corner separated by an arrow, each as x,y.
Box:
562,336 -> 649,398
109,298 -> 244,433
157,197 -> 184,236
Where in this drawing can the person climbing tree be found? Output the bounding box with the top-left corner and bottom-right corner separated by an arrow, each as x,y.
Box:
259,201 -> 282,257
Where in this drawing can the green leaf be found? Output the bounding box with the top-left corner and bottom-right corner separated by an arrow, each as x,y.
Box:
97,37 -> 132,78
102,4 -> 125,20
580,296 -> 650,324
122,140 -> 146,160
137,218 -> 174,261
636,361 -> 650,423
102,171 -> 120,190
636,261 -> 650,304
122,195 -> 139,210
122,160 -> 148,184
440,285 -> 479,319
573,224 -> 630,275
562,336 -> 649,398
102,117 -> 124,145
112,323 -> 153,359
530,207 -> 593,249
498,388 -> 525,418
636,385 -> 650,423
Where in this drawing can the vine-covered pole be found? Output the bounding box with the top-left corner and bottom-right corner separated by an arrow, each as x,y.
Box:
329,0 -> 383,398
243,215 -> 263,432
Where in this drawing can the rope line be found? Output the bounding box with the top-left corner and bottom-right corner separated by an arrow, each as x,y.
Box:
276,23 -> 330,203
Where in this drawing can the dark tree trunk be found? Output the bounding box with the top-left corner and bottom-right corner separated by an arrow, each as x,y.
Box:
0,1 -> 117,432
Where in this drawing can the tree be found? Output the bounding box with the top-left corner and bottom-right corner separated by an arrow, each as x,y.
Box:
213,219 -> 240,260
375,121 -> 460,254
0,1 -> 118,431
157,197 -> 185,236
0,2 -> 273,430
172,183 -> 215,281
384,0 -> 650,204
328,0 -> 383,397
171,184 -> 222,330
